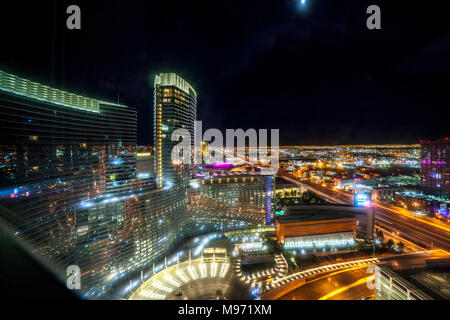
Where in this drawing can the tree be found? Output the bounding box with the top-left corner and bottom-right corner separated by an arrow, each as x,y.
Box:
397,242 -> 405,252
273,198 -> 281,212
377,230 -> 384,241
385,239 -> 394,249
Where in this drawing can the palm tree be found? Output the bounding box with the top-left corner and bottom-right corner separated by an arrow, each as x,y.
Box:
385,239 -> 394,249
377,230 -> 384,241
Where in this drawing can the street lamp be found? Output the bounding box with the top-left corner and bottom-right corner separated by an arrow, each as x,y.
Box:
413,202 -> 419,224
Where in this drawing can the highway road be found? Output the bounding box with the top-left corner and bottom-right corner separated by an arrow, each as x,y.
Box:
277,168 -> 450,252
272,250 -> 448,300
377,226 -> 425,252
277,266 -> 373,300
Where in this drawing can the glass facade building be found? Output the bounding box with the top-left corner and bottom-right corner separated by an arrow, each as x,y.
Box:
0,70 -> 192,297
420,139 -> 449,218
153,73 -> 197,189
0,69 -> 140,295
0,69 -> 273,299
152,73 -> 198,259
420,139 -> 450,199
186,173 -> 270,236
375,265 -> 433,300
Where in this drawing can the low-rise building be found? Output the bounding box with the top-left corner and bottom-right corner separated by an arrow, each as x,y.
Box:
371,186 -> 403,201
394,191 -> 450,220
375,256 -> 450,300
274,204 -> 374,251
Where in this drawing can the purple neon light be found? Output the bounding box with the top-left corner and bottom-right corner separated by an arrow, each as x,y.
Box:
423,160 -> 445,165
211,162 -> 234,168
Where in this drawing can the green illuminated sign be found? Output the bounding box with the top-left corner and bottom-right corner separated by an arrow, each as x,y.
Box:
155,73 -> 197,97
0,69 -> 127,113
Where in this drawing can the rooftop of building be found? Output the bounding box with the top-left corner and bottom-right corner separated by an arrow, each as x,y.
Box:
0,69 -> 128,114
276,204 -> 372,224
154,73 -> 197,97
396,190 -> 450,204
379,253 -> 450,300
194,169 -> 263,180
209,171 -> 261,177
275,213 -> 356,225
286,203 -> 370,212
275,205 -> 363,224
409,269 -> 450,299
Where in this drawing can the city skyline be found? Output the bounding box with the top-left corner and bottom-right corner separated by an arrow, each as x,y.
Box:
0,56 -> 448,302
0,0 -> 449,304
1,1 -> 449,145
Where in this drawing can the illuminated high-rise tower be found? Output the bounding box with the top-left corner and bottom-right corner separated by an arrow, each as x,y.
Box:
154,73 -> 197,188
420,139 -> 449,198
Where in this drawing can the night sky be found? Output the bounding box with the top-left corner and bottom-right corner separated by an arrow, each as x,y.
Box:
1,0 -> 449,145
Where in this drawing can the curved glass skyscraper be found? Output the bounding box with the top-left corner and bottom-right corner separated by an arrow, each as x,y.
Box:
154,73 -> 197,189
0,69 -> 139,295
0,69 -> 273,299
152,73 -> 198,256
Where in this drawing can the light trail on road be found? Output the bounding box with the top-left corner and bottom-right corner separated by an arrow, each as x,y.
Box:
277,169 -> 450,252
318,276 -> 374,300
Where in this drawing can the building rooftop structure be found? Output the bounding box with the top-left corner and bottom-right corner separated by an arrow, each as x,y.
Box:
375,252 -> 450,300
0,69 -> 127,113
282,203 -> 373,217
277,204 -> 375,242
275,211 -> 356,224
396,190 -> 450,203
